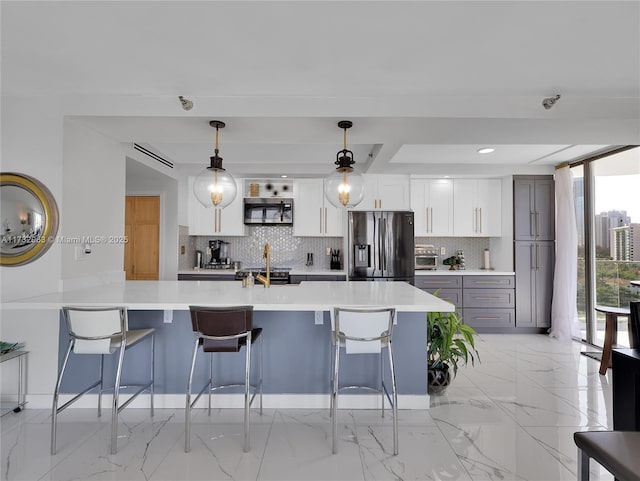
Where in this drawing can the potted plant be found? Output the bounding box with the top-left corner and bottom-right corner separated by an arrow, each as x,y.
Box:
427,309 -> 480,395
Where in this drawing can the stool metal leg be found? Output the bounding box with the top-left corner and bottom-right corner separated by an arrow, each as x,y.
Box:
387,340 -> 398,456
259,334 -> 264,414
380,349 -> 385,418
185,337 -> 199,453
98,354 -> 104,417
51,339 -> 74,455
150,333 -> 155,416
331,339 -> 340,454
244,331 -> 252,453
111,341 -> 126,455
208,352 -> 213,416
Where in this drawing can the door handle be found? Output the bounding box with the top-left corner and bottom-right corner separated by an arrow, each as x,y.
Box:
319,208 -> 323,234
536,244 -> 540,270
530,244 -> 534,270
535,212 -> 540,237
430,207 -> 433,232
426,207 -> 429,233
479,208 -> 482,233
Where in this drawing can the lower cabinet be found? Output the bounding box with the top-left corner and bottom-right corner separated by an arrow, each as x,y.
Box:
416,274 -> 515,330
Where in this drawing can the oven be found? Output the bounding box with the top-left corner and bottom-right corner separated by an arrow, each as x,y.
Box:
415,244 -> 439,270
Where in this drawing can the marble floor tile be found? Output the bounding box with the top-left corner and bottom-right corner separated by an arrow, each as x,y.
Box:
0,334 -> 621,481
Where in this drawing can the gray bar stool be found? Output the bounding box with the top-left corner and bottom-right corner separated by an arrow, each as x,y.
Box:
330,306 -> 398,455
51,306 -> 155,455
186,305 -> 263,453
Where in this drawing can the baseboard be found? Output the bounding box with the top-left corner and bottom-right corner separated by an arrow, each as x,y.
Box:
26,393 -> 429,410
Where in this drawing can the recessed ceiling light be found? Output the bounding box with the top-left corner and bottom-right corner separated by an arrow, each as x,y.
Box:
280,175 -> 288,178
477,148 -> 495,154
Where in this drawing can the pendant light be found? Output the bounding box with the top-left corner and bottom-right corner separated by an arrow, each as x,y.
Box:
193,120 -> 238,209
324,120 -> 365,208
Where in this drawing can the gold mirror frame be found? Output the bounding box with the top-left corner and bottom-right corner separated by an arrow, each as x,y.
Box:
0,173 -> 59,266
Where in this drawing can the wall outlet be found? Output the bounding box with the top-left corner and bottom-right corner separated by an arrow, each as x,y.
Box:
314,310 -> 324,325
163,310 -> 173,323
440,246 -> 446,255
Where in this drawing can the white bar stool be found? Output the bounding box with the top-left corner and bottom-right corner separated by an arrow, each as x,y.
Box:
330,306 -> 398,455
51,306 -> 155,455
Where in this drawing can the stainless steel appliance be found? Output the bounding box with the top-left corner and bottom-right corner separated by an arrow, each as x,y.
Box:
349,211 -> 415,283
243,198 -> 293,225
208,240 -> 230,266
415,244 -> 438,270
234,267 -> 290,285
195,250 -> 203,269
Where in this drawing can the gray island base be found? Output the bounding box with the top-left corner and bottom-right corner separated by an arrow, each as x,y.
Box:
9,281 -> 454,409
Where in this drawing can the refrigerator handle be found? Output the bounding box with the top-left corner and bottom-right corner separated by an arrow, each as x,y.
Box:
377,217 -> 383,271
381,217 -> 387,271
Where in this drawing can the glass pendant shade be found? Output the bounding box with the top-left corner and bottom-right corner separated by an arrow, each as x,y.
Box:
324,168 -> 365,208
193,167 -> 237,209
193,120 -> 237,209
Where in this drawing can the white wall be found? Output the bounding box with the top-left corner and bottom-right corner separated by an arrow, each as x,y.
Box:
61,119 -> 126,284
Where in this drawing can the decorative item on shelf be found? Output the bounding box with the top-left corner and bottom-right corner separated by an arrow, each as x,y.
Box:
282,185 -> 289,192
324,120 -> 365,208
481,248 -> 493,270
427,296 -> 480,395
265,183 -> 273,191
193,120 -> 238,210
249,183 -> 259,197
442,255 -> 462,270
456,250 -> 465,270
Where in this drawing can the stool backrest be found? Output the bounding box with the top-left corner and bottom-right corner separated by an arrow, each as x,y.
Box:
332,307 -> 395,354
630,301 -> 640,349
189,305 -> 254,352
62,306 -> 127,354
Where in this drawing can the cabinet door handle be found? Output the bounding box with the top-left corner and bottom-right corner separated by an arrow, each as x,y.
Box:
479,207 -> 482,233
536,244 -> 540,270
319,208 -> 323,233
535,212 -> 540,237
530,211 -> 535,236
476,296 -> 501,300
425,208 -> 429,233
530,244 -> 534,270
430,207 -> 433,232
324,207 -> 328,233
476,317 -> 503,321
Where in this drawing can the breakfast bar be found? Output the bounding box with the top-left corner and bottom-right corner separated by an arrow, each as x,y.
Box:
6,280 -> 454,409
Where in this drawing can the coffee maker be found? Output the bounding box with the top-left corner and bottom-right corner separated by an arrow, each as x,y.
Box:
208,240 -> 230,265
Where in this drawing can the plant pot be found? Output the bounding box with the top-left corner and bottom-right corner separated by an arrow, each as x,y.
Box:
427,364 -> 451,395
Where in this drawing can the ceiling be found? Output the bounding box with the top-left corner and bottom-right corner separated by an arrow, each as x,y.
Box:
2,1 -> 639,177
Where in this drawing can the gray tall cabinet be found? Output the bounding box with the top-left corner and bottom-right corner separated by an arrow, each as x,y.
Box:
514,176 -> 555,328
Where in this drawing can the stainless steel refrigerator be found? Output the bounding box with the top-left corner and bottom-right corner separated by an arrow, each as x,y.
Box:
349,211 -> 415,283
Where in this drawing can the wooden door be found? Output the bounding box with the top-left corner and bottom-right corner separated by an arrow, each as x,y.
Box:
125,196 -> 160,280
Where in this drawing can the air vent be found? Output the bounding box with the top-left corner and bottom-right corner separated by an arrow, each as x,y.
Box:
133,143 -> 174,169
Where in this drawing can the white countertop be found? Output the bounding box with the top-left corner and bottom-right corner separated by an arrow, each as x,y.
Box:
5,280 -> 454,313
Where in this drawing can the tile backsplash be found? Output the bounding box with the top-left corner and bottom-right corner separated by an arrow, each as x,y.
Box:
179,228 -> 492,272
187,226 -> 343,270
415,236 -> 490,270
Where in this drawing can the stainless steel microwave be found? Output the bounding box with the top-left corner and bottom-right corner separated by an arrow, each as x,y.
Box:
243,198 -> 293,225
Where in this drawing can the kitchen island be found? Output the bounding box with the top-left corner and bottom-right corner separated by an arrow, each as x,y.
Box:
6,281 -> 453,409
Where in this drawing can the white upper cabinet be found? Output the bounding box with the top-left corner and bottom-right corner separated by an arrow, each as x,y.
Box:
293,178 -> 344,237
352,175 -> 410,211
410,178 -> 454,236
453,179 -> 502,237
187,177 -> 247,236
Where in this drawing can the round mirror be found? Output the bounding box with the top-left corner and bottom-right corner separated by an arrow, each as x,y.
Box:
1,173 -> 59,266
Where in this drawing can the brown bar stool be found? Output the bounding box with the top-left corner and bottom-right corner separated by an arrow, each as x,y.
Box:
595,305 -> 631,375
185,305 -> 263,453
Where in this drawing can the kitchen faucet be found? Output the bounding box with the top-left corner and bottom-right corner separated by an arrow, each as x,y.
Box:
256,243 -> 270,287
